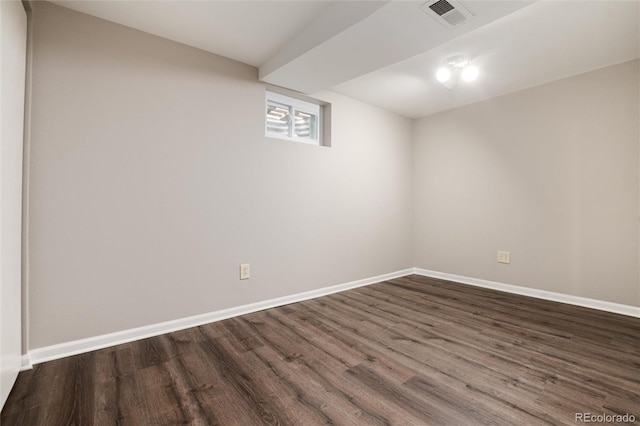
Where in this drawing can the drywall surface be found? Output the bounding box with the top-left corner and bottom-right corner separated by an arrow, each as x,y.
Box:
27,3 -> 413,348
413,59 -> 640,306
0,0 -> 26,407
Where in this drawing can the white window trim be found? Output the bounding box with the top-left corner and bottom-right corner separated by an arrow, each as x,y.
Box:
266,91 -> 322,146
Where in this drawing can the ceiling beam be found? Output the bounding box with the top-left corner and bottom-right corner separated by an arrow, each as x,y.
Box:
259,0 -> 535,95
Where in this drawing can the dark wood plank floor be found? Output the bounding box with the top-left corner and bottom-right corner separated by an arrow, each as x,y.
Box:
3,275 -> 640,425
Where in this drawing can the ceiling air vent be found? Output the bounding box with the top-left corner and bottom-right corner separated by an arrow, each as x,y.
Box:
421,0 -> 475,29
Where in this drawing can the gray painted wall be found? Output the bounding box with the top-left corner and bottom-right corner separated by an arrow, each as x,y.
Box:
27,3 -> 413,349
413,60 -> 640,307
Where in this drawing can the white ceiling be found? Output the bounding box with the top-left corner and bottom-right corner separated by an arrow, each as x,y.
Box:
332,0 -> 640,118
258,1 -> 534,93
51,0 -> 640,118
50,0 -> 338,67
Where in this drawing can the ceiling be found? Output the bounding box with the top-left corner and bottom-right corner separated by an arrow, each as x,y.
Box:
332,1 -> 640,118
50,1 -> 338,67
51,0 -> 640,119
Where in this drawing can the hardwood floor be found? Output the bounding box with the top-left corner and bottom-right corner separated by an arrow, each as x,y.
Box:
3,274 -> 639,425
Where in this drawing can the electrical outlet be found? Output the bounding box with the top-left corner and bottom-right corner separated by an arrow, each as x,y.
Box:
497,251 -> 511,264
240,264 -> 250,280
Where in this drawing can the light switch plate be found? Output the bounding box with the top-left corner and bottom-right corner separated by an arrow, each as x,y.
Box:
240,264 -> 250,280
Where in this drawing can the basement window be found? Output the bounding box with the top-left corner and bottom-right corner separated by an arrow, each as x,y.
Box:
266,90 -> 327,146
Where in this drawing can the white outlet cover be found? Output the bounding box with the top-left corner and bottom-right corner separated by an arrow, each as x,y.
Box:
497,251 -> 511,264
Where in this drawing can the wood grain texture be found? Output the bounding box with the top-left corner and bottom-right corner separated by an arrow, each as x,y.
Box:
3,275 -> 639,425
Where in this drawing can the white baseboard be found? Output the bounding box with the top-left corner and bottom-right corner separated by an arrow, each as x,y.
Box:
22,268 -> 414,368
20,355 -> 32,371
21,266 -> 639,369
413,268 -> 640,318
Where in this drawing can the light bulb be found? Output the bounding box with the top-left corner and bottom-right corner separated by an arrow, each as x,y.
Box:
461,65 -> 479,82
436,66 -> 451,83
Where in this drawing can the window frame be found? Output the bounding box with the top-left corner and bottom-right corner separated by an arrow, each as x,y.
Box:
265,91 -> 322,146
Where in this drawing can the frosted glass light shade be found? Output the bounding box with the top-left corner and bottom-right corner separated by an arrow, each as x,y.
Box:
436,66 -> 451,83
461,65 -> 479,82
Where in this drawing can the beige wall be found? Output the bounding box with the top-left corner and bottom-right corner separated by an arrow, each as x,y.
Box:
413,60 -> 640,307
27,3 -> 413,349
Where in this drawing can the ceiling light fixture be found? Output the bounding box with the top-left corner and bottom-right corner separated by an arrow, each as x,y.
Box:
436,66 -> 451,83
435,55 -> 479,88
461,65 -> 479,82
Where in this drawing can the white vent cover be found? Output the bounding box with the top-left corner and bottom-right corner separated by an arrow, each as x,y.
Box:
421,0 -> 475,29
